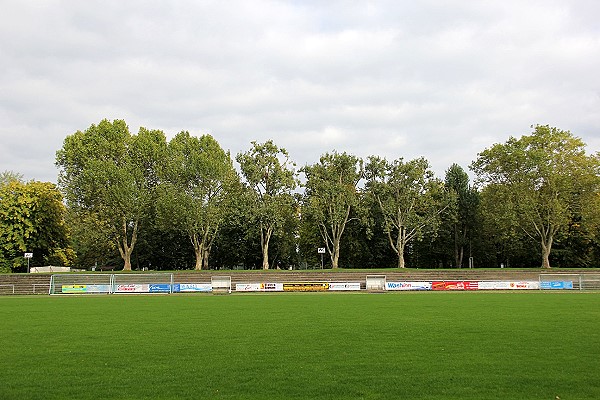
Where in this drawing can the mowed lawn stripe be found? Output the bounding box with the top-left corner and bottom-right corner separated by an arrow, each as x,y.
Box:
0,292 -> 599,399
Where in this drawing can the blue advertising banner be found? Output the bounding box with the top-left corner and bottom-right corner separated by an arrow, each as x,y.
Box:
149,284 -> 172,293
540,281 -> 574,290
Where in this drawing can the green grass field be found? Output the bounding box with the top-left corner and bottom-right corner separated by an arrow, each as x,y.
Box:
1,292 -> 599,399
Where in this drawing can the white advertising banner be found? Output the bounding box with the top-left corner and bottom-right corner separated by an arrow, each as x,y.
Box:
235,283 -> 283,292
386,282 -> 432,291
178,283 -> 212,292
115,284 -> 148,293
328,282 -> 361,291
477,281 -> 539,290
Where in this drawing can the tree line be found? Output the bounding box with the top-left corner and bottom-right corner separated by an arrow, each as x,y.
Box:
1,120 -> 599,272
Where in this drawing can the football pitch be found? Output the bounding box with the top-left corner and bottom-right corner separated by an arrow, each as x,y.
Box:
1,292 -> 599,399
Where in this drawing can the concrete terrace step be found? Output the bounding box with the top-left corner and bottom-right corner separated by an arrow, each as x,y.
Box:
0,269 -> 596,295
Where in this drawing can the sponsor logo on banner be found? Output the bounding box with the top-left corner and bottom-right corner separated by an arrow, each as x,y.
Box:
149,284 -> 171,293
260,283 -> 283,291
540,281 -> 574,290
86,284 -> 111,293
174,283 -> 212,292
386,282 -> 432,291
116,284 -> 148,293
235,283 -> 283,292
283,282 -> 329,292
62,285 -> 87,293
235,283 -> 261,292
432,281 -> 479,291
510,281 -> 540,290
329,282 -> 361,291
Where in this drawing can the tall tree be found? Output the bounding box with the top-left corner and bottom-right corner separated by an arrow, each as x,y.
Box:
0,180 -> 72,271
236,140 -> 297,270
302,152 -> 363,269
157,132 -> 237,270
444,164 -> 479,268
471,125 -> 600,268
56,120 -> 167,271
365,156 -> 448,268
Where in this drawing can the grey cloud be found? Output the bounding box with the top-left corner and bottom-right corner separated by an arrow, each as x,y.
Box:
0,0 -> 598,182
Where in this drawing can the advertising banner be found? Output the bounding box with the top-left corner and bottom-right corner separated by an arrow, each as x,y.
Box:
478,281 -> 507,290
283,282 -> 329,292
86,284 -> 111,293
509,281 -> 540,290
235,283 -> 262,292
149,284 -> 172,293
477,281 -> 539,290
62,285 -> 87,293
386,281 -> 432,291
540,281 -> 574,290
260,283 -> 283,291
235,283 -> 284,292
115,284 -> 148,293
432,281 -> 479,291
174,283 -> 212,292
328,282 -> 361,291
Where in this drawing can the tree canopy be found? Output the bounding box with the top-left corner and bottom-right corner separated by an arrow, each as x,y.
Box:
472,125 -> 600,268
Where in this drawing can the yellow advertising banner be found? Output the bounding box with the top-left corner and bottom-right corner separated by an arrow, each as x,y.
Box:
283,282 -> 329,292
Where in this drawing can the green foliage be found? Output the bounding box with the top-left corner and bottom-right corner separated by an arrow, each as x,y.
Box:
472,125 -> 600,268
56,119 -> 167,270
302,152 -> 363,268
236,140 -> 298,269
0,180 -> 71,271
157,132 -> 237,270
365,156 -> 450,268
442,164 -> 479,267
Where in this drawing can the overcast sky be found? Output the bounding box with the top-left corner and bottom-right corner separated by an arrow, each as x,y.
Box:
1,0 -> 599,183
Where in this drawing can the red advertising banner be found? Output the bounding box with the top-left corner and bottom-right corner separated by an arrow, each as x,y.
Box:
431,281 -> 479,291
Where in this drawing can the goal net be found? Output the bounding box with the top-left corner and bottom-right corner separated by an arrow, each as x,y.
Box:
50,273 -> 175,294
539,274 -> 578,290
50,274 -> 112,295
112,273 -> 174,294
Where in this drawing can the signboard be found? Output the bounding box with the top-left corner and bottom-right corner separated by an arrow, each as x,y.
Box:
386,281 -> 432,291
283,282 -> 329,292
235,283 -> 284,292
174,283 -> 212,292
432,281 -> 479,291
317,248 -> 326,254
540,281 -> 574,290
115,284 -> 148,293
328,282 -> 361,291
62,285 -> 87,293
24,253 -> 33,258
149,284 -> 171,293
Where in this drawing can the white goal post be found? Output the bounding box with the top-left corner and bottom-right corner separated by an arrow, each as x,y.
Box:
50,273 -> 174,294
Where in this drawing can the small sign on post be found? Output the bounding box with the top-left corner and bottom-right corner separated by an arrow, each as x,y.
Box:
317,248 -> 325,269
24,252 -> 33,273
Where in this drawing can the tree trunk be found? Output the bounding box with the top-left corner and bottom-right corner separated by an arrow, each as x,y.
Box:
541,235 -> 553,268
331,243 -> 339,269
191,233 -> 203,270
118,219 -> 138,271
202,248 -> 210,270
122,248 -> 133,271
398,251 -> 405,269
261,223 -> 273,270
541,245 -> 552,269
